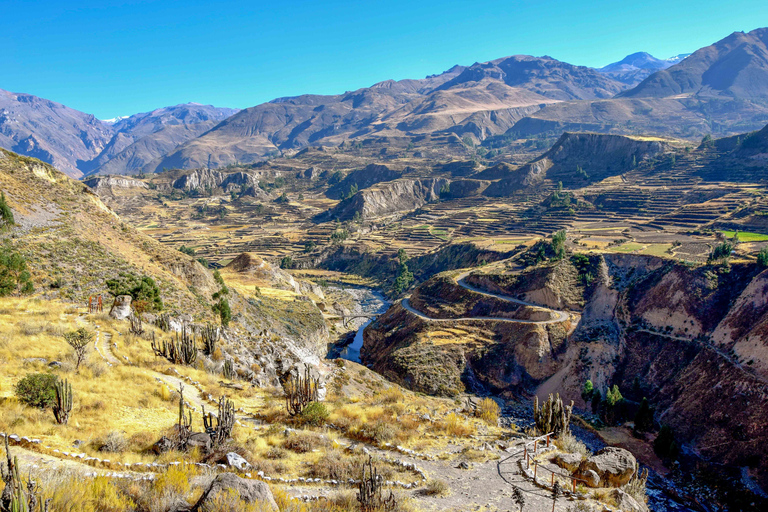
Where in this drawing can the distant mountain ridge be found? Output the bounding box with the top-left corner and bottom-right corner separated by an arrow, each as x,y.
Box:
1,28 -> 768,176
0,93 -> 237,178
598,52 -> 691,85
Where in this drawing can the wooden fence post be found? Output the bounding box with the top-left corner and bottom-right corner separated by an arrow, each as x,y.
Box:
546,433 -> 551,447
534,439 -> 538,452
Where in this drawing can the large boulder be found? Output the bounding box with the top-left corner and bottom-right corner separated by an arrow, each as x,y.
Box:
611,489 -> 648,512
109,295 -> 132,320
576,447 -> 637,487
187,432 -> 212,454
192,473 -> 278,512
553,452 -> 582,473
582,469 -> 600,488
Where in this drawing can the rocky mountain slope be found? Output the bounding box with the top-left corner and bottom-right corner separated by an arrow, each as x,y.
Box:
0,93 -> 237,178
368,253 -> 768,490
621,28 -> 768,100
0,88 -> 113,178
598,52 -> 690,86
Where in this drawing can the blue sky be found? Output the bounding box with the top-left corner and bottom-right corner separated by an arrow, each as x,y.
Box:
2,0 -> 766,119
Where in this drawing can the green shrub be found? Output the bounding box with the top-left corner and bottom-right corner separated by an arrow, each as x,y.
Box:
15,373 -> 58,408
0,244 -> 34,296
105,272 -> 162,311
300,401 -> 329,426
757,248 -> 768,267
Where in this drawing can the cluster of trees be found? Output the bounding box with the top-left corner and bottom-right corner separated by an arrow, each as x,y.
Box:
0,244 -> 34,296
105,272 -> 163,312
708,242 -> 733,264
211,270 -> 231,327
393,249 -> 414,294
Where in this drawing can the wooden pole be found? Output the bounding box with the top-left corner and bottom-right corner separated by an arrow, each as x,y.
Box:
534,439 -> 538,452
547,433 -> 551,447
572,479 -> 576,493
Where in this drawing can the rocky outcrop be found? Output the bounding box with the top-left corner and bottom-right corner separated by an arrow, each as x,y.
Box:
326,163 -> 402,199
172,168 -> 262,194
575,447 -> 637,487
534,132 -> 669,186
317,177 -> 449,221
109,295 -> 132,320
83,176 -> 148,195
226,253 -> 324,300
192,473 -> 277,512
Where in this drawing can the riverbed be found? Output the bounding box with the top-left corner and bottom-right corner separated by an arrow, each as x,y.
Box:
334,287 -> 390,363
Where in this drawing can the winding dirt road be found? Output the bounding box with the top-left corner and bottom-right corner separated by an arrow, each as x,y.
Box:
401,270 -> 570,325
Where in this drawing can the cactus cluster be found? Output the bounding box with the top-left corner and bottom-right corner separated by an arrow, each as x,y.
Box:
533,393 -> 573,436
285,366 -> 319,416
176,384 -> 193,450
156,313 -> 172,332
203,396 -> 235,447
200,323 -> 219,356
1,436 -> 48,512
357,456 -> 396,512
52,379 -> 72,425
223,358 -> 235,380
129,313 -> 144,336
151,325 -> 197,365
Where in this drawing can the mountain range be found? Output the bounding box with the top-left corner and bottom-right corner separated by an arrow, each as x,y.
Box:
1,28 -> 767,178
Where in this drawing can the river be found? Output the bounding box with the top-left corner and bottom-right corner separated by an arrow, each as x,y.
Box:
336,287 -> 390,363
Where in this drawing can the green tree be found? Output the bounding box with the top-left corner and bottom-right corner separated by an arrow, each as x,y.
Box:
654,424 -> 679,459
179,245 -> 196,256
708,242 -> 733,264
64,328 -> 95,370
280,256 -> 294,269
105,273 -> 163,311
0,191 -> 14,229
551,230 -> 567,260
15,373 -> 58,408
757,247 -> 768,267
0,244 -> 34,296
634,397 -> 654,433
212,270 -> 231,327
591,389 -> 601,415
393,249 -> 414,294
581,380 -> 594,402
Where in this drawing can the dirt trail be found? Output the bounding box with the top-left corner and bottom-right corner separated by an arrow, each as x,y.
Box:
401,269 -> 571,325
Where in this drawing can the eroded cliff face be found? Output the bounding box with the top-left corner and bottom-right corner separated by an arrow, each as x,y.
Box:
316,177 -> 450,221
362,272 -> 575,396
365,254 -> 768,488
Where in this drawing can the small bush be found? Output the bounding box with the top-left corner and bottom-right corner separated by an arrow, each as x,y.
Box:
423,478 -> 449,496
284,432 -> 327,454
437,413 -> 475,437
555,432 -> 590,457
15,373 -> 57,408
375,387 -> 405,404
100,431 -> 129,453
300,401 -> 329,426
476,398 -> 499,425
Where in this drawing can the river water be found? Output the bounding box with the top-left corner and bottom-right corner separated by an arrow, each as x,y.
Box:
336,287 -> 390,363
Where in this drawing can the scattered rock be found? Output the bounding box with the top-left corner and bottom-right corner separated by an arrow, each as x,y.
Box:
582,469 -> 600,488
151,436 -> 174,455
611,488 -> 649,512
457,461 -> 471,470
187,432 -> 212,453
48,361 -> 62,368
109,295 -> 132,320
192,473 -> 277,512
225,452 -> 252,471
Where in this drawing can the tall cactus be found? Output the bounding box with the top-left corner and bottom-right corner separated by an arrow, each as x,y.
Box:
533,393 -> 573,436
285,366 -> 319,416
200,323 -> 219,356
52,379 -> 72,425
223,358 -> 235,380
176,384 -> 192,450
203,396 -> 235,447
151,324 -> 197,365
